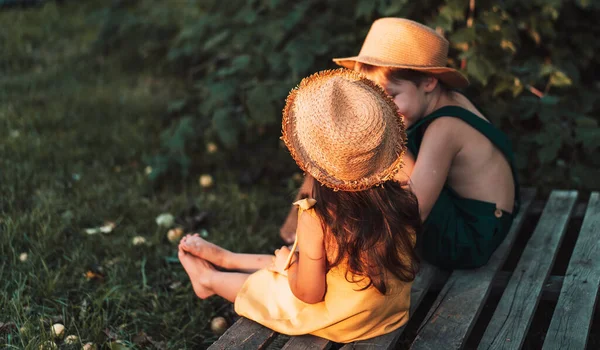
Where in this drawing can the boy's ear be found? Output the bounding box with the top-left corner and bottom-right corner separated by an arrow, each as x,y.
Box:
422,76 -> 439,93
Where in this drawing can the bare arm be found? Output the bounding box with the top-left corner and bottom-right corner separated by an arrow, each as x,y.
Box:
407,118 -> 460,221
287,210 -> 326,304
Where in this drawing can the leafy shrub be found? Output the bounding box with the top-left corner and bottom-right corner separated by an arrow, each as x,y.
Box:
93,0 -> 600,190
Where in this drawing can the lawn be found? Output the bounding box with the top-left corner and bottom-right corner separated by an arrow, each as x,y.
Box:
0,2 -> 294,348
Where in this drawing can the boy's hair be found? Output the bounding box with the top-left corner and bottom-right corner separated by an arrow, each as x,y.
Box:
355,62 -> 448,90
306,179 -> 421,295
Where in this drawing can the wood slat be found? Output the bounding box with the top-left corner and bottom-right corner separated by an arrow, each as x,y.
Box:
281,335 -> 331,350
542,192 -> 600,350
208,317 -> 277,350
411,188 -> 537,350
339,263 -> 447,350
531,201 -> 586,218
479,190 -> 578,350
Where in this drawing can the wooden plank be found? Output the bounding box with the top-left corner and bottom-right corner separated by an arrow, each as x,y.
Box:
409,262 -> 448,316
411,189 -> 537,350
531,200 -> 586,218
281,335 -> 331,350
543,192 -> 600,350
208,317 -> 277,350
491,273 -> 563,302
479,190 -> 578,350
448,272 -> 600,306
339,262 -> 447,350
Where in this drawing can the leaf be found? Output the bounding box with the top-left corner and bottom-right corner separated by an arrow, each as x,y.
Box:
167,99 -> 187,113
160,117 -> 195,153
213,108 -> 240,148
450,27 -> 477,44
482,10 -> 504,30
268,0 -> 282,9
575,116 -> 599,128
282,2 -> 310,30
540,95 -> 559,105
549,70 -> 572,88
571,164 -> 600,188
216,55 -> 252,77
355,1 -> 376,20
245,85 -> 276,125
575,128 -> 600,150
575,0 -> 591,8
288,50 -> 315,76
203,30 -> 230,52
493,78 -> 514,97
467,56 -> 496,85
232,55 -> 251,70
199,81 -> 237,114
538,142 -> 561,164
500,40 -> 517,54
381,0 -> 409,16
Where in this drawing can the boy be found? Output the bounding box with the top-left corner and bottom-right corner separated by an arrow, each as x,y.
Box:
281,18 -> 519,269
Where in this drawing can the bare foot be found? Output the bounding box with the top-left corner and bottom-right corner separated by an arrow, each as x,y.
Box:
178,249 -> 215,299
179,234 -> 228,267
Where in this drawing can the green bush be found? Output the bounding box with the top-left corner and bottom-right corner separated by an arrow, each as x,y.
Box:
94,0 -> 600,190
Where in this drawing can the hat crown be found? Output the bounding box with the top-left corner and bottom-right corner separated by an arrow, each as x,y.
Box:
359,18 -> 449,67
294,76 -> 388,180
282,69 -> 407,192
331,18 -> 470,89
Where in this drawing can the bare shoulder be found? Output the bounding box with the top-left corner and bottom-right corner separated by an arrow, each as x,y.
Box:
298,209 -> 324,240
421,116 -> 467,147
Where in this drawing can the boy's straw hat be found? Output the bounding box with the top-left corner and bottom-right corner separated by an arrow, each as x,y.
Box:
333,18 -> 469,89
281,69 -> 406,192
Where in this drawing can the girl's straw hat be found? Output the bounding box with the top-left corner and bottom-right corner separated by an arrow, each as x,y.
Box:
281,69 -> 407,192
333,18 -> 469,89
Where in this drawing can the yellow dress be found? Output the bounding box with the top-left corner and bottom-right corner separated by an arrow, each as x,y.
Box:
234,199 -> 412,343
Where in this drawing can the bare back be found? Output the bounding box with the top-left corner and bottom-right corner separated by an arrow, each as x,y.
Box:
432,92 -> 515,212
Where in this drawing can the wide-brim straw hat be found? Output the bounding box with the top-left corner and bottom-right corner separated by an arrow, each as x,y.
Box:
333,18 -> 469,89
281,68 -> 407,192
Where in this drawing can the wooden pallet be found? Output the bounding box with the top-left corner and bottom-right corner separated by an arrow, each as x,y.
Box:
208,189 -> 600,350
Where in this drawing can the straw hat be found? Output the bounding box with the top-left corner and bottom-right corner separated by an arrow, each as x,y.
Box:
281,69 -> 406,192
333,18 -> 469,89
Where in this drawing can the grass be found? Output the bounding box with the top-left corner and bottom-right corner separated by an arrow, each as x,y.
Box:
0,2 -> 295,348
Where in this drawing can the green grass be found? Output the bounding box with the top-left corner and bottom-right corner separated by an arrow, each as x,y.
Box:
0,2 -> 294,348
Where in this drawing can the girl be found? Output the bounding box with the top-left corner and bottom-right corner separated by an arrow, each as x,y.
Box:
178,69 -> 421,343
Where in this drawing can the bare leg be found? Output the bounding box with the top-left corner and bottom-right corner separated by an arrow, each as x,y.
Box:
179,249 -> 250,303
279,175 -> 313,244
180,235 -> 273,273
209,269 -> 251,303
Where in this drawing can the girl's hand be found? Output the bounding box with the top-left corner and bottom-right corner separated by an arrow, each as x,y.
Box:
268,246 -> 296,276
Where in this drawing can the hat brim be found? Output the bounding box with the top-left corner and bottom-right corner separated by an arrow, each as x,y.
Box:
333,56 -> 469,89
281,69 -> 407,192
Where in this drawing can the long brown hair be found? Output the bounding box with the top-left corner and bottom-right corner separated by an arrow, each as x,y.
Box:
303,177 -> 421,295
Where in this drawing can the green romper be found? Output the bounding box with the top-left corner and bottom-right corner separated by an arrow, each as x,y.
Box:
407,106 -> 520,270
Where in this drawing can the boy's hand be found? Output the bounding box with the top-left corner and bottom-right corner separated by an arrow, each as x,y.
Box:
268,246 -> 296,276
